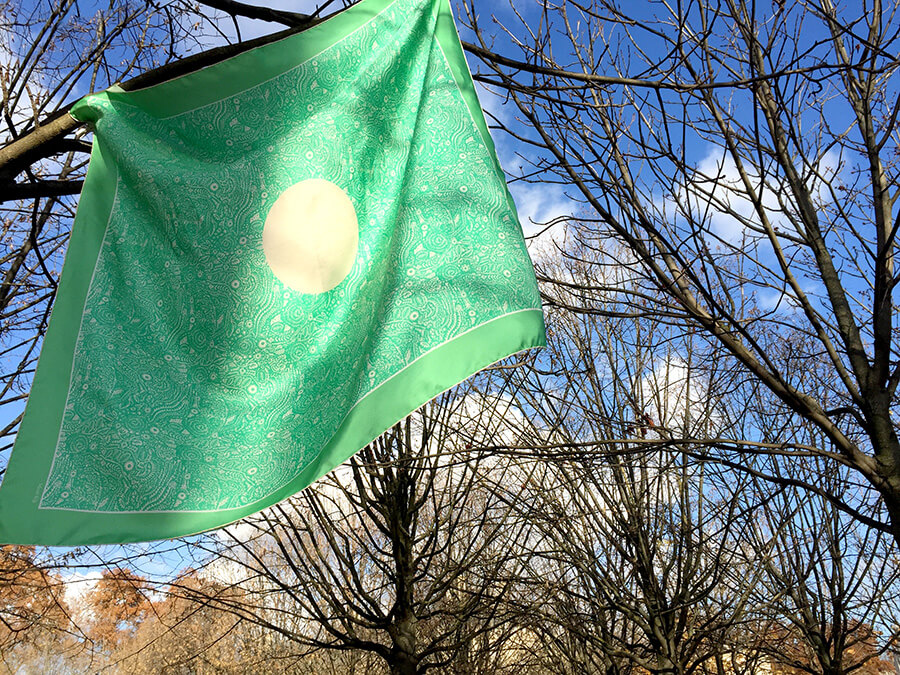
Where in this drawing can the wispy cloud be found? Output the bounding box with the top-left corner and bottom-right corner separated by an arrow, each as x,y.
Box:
680,145 -> 843,246
508,182 -> 573,260
641,354 -> 723,436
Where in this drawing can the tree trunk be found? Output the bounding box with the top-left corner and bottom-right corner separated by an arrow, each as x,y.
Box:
656,653 -> 680,675
388,615 -> 419,675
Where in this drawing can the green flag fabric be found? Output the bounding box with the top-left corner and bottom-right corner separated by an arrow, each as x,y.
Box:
0,0 -> 545,545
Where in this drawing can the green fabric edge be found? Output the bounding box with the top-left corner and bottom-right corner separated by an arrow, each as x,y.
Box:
71,0 -> 400,122
434,3 -> 497,181
0,309 -> 545,546
0,132 -> 118,527
433,2 -> 521,227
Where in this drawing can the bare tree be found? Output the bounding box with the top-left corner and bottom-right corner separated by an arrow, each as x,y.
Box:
459,0 -> 900,543
174,390 -> 540,675
742,452 -> 900,675
500,251 -> 764,675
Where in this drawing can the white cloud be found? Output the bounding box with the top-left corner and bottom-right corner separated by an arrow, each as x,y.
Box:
217,518 -> 263,545
198,555 -> 250,587
686,150 -> 775,244
60,571 -> 103,624
475,81 -> 511,129
641,354 -> 723,436
508,182 -> 573,260
61,570 -> 102,602
680,146 -> 843,246
470,80 -> 575,260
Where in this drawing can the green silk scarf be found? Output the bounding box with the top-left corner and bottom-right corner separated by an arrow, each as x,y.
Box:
0,0 -> 545,545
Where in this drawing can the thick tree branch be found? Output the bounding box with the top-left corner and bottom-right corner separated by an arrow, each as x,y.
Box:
0,179 -> 83,202
0,17 -> 322,193
194,0 -> 311,26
